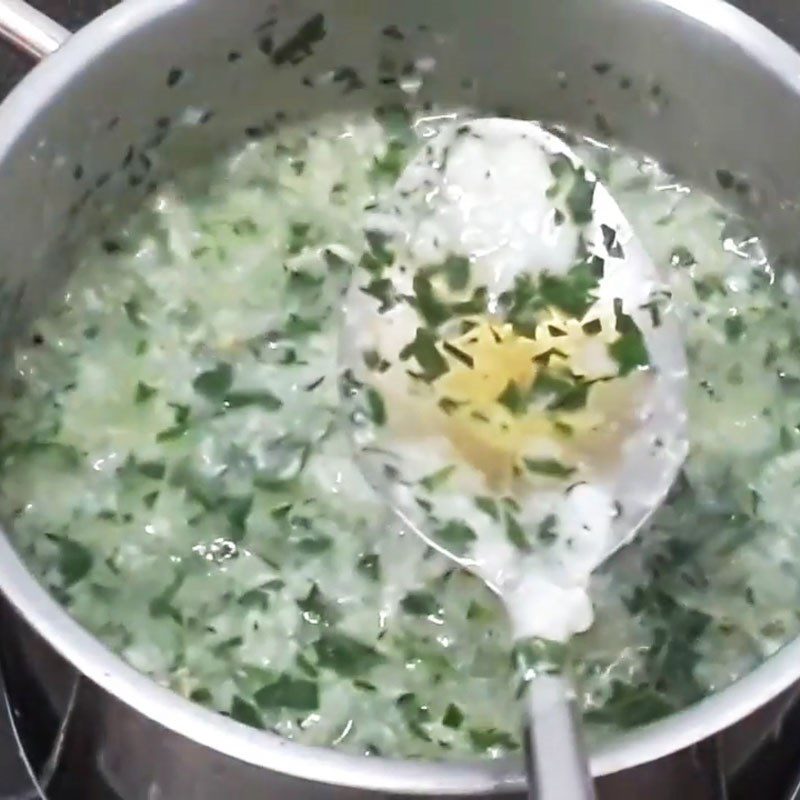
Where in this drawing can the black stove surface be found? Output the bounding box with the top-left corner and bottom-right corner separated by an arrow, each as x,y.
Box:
2,1 -> 800,798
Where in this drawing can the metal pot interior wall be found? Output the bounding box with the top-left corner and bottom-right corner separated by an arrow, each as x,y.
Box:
1,0 -> 800,797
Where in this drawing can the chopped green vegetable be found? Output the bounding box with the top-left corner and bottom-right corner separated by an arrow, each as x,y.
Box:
138,460 -> 166,480
360,230 -> 394,274
255,674 -> 319,711
504,512 -> 530,552
537,514 -> 558,544
400,328 -> 449,382
365,387 -> 387,426
585,681 -> 674,729
313,631 -> 383,676
419,465 -> 456,492
441,341 -> 474,369
221,495 -> 253,541
361,277 -> 397,312
230,696 -> 264,729
54,538 -> 93,587
497,380 -> 526,415
238,588 -> 271,611
288,222 -> 312,254
401,591 -> 440,616
724,315 -> 745,342
670,246 -> 696,267
363,349 -> 391,373
134,381 -> 157,404
123,298 -> 145,327
149,573 -> 184,622
356,553 -> 381,581
442,703 -> 464,729
297,582 -> 338,624
193,362 -> 233,401
410,273 -> 452,327
468,728 -> 517,752
370,140 -> 408,183
224,390 -> 283,411
609,311 -> 649,375
539,258 -> 602,317
294,531 -> 333,554
566,168 -> 596,225
475,496 -> 500,520
523,458 -> 575,478
433,519 -> 477,556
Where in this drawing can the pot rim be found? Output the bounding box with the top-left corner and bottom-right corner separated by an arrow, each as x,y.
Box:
0,0 -> 799,793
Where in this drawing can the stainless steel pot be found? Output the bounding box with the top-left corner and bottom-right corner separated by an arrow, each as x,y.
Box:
0,0 -> 800,797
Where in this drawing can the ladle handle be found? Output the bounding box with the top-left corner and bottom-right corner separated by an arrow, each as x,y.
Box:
0,0 -> 69,60
523,674 -> 597,800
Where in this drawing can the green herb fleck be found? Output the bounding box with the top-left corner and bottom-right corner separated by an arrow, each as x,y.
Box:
148,573 -> 184,622
400,591 -> 440,617
497,380 -> 526,415
138,460 -> 166,480
410,273 -> 452,327
420,465 -> 456,492
123,298 -> 145,327
468,728 -> 517,752
537,514 -> 558,543
224,390 -> 283,411
313,631 -> 383,676
715,169 -> 735,190
362,277 -> 397,312
724,315 -> 745,342
156,404 -> 191,442
284,313 -> 321,338
287,269 -> 323,292
134,381 -> 157,404
609,312 -> 649,375
523,458 -> 575,478
438,397 -> 464,414
270,13 -> 326,67
360,230 -> 394,275
566,168 -> 596,224
297,582 -> 338,625
363,349 -> 391,373
539,258 -> 602,317
532,370 -> 591,411
295,532 -> 333,554
441,341 -> 474,368
475,496 -> 499,520
585,681 -> 675,729
504,513 -> 530,551
193,362 -> 233,401
221,495 -> 252,542
400,328 -> 449,382
442,703 -> 464,729
55,538 -> 93,587
422,254 -> 472,292
230,696 -> 264,729
670,246 -> 696,267
370,139 -> 408,183
365,387 -> 387,425
356,553 -> 381,581
238,588 -> 271,611
433,519 -> 477,556
254,674 -> 319,711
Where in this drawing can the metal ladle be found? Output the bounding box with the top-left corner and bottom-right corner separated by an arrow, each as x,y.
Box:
341,118 -> 689,800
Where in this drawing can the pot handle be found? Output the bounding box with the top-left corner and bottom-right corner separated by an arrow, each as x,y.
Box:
0,0 -> 69,60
